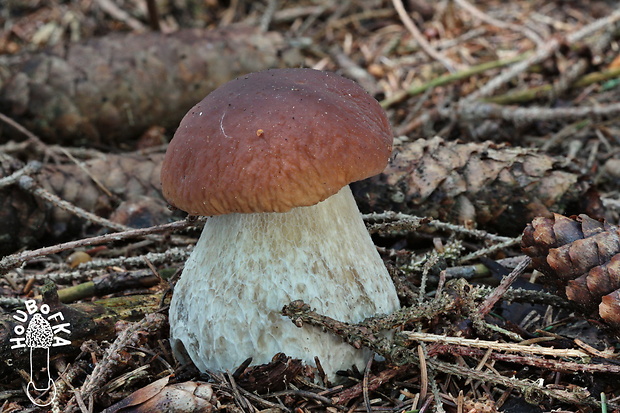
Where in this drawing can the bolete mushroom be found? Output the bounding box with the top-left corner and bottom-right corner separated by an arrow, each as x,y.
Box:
161,68 -> 400,378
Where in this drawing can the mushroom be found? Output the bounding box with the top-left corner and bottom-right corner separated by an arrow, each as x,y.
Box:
161,68 -> 400,378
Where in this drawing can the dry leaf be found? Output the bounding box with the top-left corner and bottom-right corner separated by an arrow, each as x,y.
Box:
102,376 -> 216,413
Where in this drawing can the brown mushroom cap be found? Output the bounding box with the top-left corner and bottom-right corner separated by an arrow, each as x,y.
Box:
161,68 -> 393,215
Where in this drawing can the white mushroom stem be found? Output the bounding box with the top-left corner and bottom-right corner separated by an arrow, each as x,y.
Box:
169,185 -> 400,378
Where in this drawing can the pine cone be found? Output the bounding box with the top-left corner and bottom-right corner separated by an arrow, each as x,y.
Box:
0,27 -> 295,146
0,154 -> 46,255
0,152 -> 173,254
40,152 -> 167,236
522,213 -> 620,330
600,290 -> 620,328
352,136 -> 601,235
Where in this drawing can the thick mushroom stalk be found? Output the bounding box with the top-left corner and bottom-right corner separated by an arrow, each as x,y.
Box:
169,185 -> 399,376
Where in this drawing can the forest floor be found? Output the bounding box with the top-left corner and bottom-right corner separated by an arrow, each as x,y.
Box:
2,0 -> 620,412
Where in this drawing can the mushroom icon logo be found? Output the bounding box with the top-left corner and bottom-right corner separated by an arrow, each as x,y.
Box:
25,313 -> 56,406
10,300 -> 72,407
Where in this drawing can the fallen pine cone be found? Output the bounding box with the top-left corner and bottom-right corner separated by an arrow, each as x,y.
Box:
0,26 -> 298,146
0,151 -> 173,254
0,153 -> 46,254
522,213 -> 620,331
352,136 -> 602,235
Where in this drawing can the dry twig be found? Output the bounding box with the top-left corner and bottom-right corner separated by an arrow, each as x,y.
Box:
0,219 -> 200,274
404,332 -> 588,358
454,100 -> 620,123
0,160 -> 42,189
391,0 -> 457,73
464,8 -> 620,102
453,0 -> 543,46
478,256 -> 531,316
93,0 -> 146,31
18,175 -> 132,233
76,313 -> 166,403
